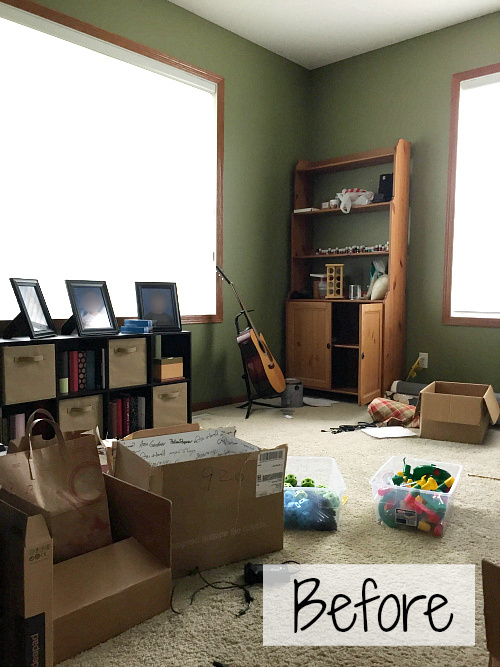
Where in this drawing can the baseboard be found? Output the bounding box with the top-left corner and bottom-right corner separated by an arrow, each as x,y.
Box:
192,395 -> 247,412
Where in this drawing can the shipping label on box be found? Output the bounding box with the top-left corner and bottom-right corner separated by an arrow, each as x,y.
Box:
256,449 -> 286,497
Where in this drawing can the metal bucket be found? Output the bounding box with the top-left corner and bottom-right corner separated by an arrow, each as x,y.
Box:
281,378 -> 304,408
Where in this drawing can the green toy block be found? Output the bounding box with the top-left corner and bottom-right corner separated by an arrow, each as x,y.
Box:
323,491 -> 340,508
284,474 -> 297,487
301,478 -> 315,487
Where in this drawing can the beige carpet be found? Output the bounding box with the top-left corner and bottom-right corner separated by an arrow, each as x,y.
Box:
62,401 -> 500,667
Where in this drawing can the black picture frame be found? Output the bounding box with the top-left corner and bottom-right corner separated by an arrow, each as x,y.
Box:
65,280 -> 119,337
7,278 -> 56,339
135,282 -> 182,332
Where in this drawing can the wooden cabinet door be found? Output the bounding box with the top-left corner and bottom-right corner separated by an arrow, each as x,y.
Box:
358,303 -> 383,405
286,301 -> 332,389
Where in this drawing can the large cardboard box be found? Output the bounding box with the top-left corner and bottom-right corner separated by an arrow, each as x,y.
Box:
113,424 -> 287,577
483,560 -> 500,667
419,382 -> 500,444
0,492 -> 53,667
0,475 -> 172,666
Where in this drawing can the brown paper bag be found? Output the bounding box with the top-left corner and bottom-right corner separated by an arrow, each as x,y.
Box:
8,408 -> 95,453
0,417 -> 112,562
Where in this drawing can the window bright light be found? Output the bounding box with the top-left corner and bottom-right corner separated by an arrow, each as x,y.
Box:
0,6 -> 218,321
450,71 -> 500,318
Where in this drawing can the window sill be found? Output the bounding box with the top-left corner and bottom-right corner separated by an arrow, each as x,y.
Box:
442,314 -> 500,328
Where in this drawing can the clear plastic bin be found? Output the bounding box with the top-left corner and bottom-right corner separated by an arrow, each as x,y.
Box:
284,456 -> 346,531
369,455 -> 463,537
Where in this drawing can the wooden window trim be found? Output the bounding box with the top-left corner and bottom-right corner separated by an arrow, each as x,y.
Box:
1,0 -> 224,326
442,62 -> 500,327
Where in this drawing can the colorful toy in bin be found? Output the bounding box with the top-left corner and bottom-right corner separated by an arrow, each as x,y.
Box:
284,456 -> 347,532
373,457 -> 460,538
283,473 -> 342,531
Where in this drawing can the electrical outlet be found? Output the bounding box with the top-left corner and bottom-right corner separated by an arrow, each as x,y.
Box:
419,352 -> 428,369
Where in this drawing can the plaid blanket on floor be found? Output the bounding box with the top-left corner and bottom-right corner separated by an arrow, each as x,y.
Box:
368,397 -> 420,428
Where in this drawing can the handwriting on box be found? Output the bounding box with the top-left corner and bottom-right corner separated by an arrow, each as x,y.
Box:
120,428 -> 259,467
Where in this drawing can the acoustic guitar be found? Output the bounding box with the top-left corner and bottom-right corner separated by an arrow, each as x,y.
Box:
216,266 -> 286,397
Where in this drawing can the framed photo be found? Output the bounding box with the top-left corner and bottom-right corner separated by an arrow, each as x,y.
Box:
135,282 -> 181,332
66,280 -> 119,336
9,278 -> 56,339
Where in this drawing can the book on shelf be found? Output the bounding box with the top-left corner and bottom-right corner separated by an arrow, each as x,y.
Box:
138,396 -> 146,430
1,416 -> 8,446
77,351 -> 87,391
86,350 -> 96,391
122,396 -> 130,438
59,351 -> 69,394
130,395 -> 139,433
9,413 -> 25,440
120,326 -> 152,334
154,335 -> 162,360
115,399 -> 123,439
109,395 -> 145,438
95,348 -> 106,390
124,319 -> 153,327
69,351 -> 79,393
62,348 -> 104,394
102,349 -> 106,388
109,401 -> 118,439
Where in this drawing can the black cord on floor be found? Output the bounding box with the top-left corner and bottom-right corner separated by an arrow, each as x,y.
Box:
170,566 -> 254,617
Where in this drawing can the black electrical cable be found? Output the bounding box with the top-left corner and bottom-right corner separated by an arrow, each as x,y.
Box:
170,566 -> 254,617
171,561 -> 302,616
321,421 -> 377,434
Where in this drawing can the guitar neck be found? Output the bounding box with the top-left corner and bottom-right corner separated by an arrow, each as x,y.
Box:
228,283 -> 259,335
217,266 -> 259,336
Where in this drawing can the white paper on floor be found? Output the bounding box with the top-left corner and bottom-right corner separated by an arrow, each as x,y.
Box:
361,426 -> 417,438
303,396 -> 339,407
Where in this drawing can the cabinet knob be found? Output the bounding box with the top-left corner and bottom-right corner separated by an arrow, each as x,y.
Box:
361,352 -> 365,359
327,343 -> 331,350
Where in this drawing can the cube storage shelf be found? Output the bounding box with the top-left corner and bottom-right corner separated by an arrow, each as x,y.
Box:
0,331 -> 191,443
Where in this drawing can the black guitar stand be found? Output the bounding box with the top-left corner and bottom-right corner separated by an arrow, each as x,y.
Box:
235,310 -> 282,419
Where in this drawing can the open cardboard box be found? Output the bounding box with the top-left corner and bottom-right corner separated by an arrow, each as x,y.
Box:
418,382 -> 500,444
0,475 -> 172,666
112,423 -> 287,577
483,559 -> 500,667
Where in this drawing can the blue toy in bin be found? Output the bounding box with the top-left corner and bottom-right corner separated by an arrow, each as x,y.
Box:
284,456 -> 346,531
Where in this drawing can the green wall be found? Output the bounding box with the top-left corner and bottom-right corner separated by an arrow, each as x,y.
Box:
34,0 -> 310,405
20,3 -> 500,398
309,13 -> 500,389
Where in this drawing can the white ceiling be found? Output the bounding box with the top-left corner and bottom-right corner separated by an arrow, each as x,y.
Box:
169,0 -> 500,69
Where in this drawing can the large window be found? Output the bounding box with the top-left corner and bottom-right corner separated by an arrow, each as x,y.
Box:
0,1 -> 224,324
443,63 -> 500,326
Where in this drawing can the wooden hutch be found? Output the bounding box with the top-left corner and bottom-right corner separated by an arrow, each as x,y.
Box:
286,139 -> 411,404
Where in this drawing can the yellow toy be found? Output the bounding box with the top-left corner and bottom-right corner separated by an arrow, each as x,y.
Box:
421,477 -> 438,491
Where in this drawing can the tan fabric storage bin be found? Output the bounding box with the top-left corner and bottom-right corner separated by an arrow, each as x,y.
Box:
59,394 -> 103,434
2,344 -> 56,405
108,338 -> 147,389
153,382 -> 187,427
